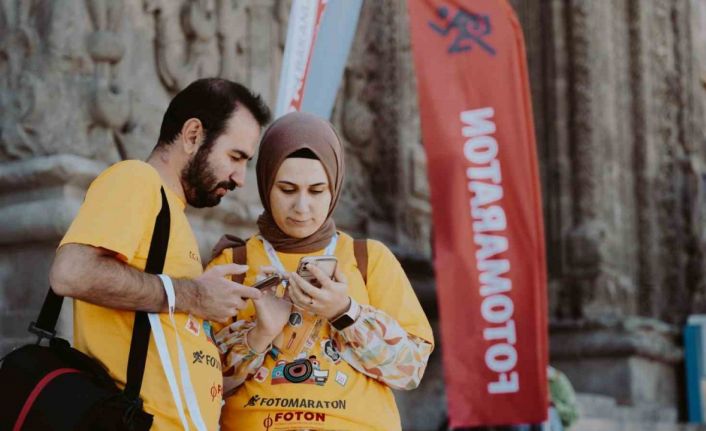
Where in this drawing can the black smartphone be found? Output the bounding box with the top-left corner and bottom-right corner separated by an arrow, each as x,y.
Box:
251,274 -> 282,290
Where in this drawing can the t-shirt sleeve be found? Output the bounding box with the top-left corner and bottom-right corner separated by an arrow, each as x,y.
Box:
364,240 -> 434,345
59,161 -> 162,263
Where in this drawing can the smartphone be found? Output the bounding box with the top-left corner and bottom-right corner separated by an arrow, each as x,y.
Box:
296,256 -> 338,287
251,274 -> 282,290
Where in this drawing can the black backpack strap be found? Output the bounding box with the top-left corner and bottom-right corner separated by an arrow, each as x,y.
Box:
230,245 -> 247,284
29,289 -> 64,341
353,239 -> 368,285
123,187 -> 171,402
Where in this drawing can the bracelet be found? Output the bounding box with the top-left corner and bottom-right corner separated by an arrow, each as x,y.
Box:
243,326 -> 273,356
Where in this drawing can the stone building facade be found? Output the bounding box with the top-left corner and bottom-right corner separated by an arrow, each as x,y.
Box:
513,0 -> 706,429
1,0 -> 706,430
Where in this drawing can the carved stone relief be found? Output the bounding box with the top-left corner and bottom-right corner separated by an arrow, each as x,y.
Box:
513,0 -> 706,325
334,0 -> 432,255
0,0 -> 286,354
334,0 -> 394,238
0,1 -> 90,160
146,0 -> 221,92
85,0 -> 131,163
341,2 -> 400,239
2,0 -> 706,424
513,0 -> 706,413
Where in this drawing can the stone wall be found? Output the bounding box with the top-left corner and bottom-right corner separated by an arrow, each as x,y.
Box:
510,0 -> 706,421
0,0 -> 285,352
0,0 -> 439,428
512,0 -> 706,322
2,0 -> 706,430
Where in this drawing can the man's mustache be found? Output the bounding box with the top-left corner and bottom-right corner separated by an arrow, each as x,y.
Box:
214,180 -> 237,192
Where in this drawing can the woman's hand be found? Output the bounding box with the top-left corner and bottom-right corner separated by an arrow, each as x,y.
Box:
248,266 -> 292,352
287,265 -> 350,320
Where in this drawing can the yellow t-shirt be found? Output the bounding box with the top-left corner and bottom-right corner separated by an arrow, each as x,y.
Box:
60,160 -> 222,430
210,232 -> 433,431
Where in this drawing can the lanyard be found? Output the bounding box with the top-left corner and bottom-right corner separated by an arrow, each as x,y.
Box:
259,234 -> 338,274
259,235 -> 338,358
150,275 -> 208,431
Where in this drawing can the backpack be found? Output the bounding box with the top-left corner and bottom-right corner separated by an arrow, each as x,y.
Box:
0,187 -> 171,431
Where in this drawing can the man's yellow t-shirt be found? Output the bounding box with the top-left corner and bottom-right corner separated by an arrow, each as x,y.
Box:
60,160 -> 222,430
210,232 -> 433,431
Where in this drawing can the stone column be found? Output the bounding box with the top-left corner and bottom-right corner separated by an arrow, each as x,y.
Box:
510,0 -> 706,415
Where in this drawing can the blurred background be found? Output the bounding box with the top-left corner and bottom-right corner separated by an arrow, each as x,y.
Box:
1,1 -> 706,430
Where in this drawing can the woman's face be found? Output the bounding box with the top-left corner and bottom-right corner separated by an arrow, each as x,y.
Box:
269,157 -> 332,238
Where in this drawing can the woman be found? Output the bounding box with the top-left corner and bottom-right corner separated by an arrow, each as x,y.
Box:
209,112 -> 434,430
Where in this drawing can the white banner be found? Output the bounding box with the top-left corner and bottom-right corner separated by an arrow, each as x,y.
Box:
274,0 -> 327,118
301,0 -> 363,119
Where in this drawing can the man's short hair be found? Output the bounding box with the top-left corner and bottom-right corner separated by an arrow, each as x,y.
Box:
157,78 -> 271,148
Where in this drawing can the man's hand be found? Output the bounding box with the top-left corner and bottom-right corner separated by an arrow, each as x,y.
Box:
50,244 -> 262,323
184,263 -> 263,323
50,244 -> 169,312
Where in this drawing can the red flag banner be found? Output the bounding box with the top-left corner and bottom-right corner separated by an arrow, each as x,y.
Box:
408,1 -> 548,427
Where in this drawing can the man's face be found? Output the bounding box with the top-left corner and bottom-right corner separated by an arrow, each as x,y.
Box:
181,108 -> 261,208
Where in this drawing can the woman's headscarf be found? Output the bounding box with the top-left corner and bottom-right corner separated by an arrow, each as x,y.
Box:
255,111 -> 345,253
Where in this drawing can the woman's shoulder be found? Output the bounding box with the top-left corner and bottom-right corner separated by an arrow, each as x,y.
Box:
336,231 -> 395,263
209,234 -> 262,264
207,246 -> 233,268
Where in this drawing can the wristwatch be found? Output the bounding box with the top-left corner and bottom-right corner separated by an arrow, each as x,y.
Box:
330,297 -> 360,331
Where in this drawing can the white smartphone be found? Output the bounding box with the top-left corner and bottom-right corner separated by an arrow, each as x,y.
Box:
296,256 -> 338,287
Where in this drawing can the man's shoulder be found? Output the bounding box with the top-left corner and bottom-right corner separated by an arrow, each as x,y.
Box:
99,160 -> 158,181
91,160 -> 161,192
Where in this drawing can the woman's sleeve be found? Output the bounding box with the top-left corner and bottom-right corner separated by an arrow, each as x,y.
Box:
331,240 -> 434,390
215,320 -> 268,393
331,303 -> 433,390
207,247 -> 266,393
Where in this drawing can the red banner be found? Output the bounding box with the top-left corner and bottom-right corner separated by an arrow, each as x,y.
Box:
408,1 -> 548,427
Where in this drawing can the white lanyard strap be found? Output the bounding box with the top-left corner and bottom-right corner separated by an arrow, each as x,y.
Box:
260,234 -> 338,273
149,275 -> 208,431
149,276 -> 189,430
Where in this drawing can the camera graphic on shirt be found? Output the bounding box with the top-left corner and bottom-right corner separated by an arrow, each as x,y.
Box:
271,356 -> 329,386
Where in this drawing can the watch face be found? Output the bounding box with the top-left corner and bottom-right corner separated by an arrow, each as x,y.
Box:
332,314 -> 355,331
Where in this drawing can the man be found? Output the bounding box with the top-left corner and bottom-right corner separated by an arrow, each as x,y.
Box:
49,78 -> 271,430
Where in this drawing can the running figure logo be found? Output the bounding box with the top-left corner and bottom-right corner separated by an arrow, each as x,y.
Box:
244,394 -> 260,407
429,5 -> 496,56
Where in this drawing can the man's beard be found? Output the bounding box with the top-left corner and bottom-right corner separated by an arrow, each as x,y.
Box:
181,144 -> 236,208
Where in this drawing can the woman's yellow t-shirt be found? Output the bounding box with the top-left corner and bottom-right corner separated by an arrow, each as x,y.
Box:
60,160 -> 222,430
210,232 -> 433,431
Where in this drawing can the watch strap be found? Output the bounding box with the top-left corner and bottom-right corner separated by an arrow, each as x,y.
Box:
330,297 -> 360,331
